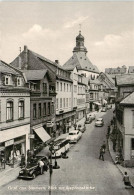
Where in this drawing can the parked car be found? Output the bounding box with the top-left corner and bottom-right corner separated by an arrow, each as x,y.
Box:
95,118 -> 104,127
101,107 -> 107,112
78,124 -> 86,133
88,113 -> 96,120
18,156 -> 49,179
67,130 -> 82,143
85,117 -> 92,124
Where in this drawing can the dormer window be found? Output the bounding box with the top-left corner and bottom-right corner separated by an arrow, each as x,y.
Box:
17,77 -> 21,86
5,75 -> 10,85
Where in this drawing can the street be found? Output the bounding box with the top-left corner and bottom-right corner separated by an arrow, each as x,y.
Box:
0,109 -> 133,195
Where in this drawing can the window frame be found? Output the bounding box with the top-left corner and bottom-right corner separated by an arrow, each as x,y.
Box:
18,100 -> 24,119
6,100 -> 13,122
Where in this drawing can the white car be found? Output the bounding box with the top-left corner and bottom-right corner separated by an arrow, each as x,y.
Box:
89,113 -> 96,120
67,130 -> 82,143
95,118 -> 104,127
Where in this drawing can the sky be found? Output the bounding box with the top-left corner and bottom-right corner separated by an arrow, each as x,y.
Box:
0,1 -> 134,72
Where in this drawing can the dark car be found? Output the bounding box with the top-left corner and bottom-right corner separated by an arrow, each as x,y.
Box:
18,156 -> 49,179
85,117 -> 92,124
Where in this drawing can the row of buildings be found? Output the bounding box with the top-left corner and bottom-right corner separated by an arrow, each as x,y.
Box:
114,74 -> 134,167
0,31 -> 116,168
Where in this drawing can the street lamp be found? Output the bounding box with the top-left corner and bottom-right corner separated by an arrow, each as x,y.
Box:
49,142 -> 60,195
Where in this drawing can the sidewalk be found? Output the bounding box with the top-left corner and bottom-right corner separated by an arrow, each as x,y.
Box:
0,110 -> 98,188
108,138 -> 134,186
0,164 -> 21,187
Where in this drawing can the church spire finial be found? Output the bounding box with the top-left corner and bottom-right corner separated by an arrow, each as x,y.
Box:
79,24 -> 82,34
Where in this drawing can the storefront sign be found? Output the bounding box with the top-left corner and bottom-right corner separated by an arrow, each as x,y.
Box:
5,139 -> 14,147
28,134 -> 35,139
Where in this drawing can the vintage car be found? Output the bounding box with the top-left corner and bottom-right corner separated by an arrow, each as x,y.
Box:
88,113 -> 96,120
85,117 -> 92,124
67,130 -> 82,143
18,156 -> 49,179
95,118 -> 104,127
78,124 -> 86,133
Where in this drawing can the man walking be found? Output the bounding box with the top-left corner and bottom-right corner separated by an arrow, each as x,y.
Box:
99,147 -> 105,161
123,172 -> 134,188
38,159 -> 44,175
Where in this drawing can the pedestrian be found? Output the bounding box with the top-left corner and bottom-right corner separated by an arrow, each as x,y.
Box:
101,141 -> 106,153
20,154 -> 25,167
123,172 -> 134,188
107,126 -> 111,138
99,147 -> 105,161
38,159 -> 44,175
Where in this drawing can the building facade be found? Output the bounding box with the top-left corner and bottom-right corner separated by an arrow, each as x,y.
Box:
115,74 -> 134,167
0,60 -> 30,168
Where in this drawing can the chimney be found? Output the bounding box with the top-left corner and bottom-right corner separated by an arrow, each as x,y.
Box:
24,45 -> 28,69
55,60 -> 59,65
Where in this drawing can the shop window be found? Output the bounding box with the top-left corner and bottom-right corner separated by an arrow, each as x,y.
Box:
38,103 -> 41,118
33,103 -> 37,119
43,103 -> 46,116
131,139 -> 134,150
6,101 -> 13,121
48,102 -> 51,115
18,101 -> 24,119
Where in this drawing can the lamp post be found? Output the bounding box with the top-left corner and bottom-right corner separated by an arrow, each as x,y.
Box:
49,142 -> 60,195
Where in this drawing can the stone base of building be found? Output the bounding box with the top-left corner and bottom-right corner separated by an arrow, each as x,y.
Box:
123,160 -> 134,168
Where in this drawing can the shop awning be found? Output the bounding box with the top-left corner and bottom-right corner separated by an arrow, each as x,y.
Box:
94,102 -> 101,106
34,127 -> 51,143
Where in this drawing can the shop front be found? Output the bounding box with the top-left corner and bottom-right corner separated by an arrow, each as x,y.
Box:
0,124 -> 30,168
0,135 -> 26,167
32,124 -> 51,154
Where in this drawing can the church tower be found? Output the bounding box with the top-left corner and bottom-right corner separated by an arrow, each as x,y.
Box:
73,30 -> 87,54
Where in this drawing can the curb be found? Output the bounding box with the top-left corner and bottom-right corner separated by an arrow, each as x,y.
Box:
107,138 -> 124,177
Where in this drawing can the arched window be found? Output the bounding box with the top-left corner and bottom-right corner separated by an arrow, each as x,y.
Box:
18,101 -> 24,119
6,101 -> 13,121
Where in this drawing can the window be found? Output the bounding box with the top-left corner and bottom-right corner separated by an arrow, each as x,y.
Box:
0,101 -> 1,121
67,84 -> 68,92
70,84 -> 71,92
5,76 -> 10,85
131,139 -> 134,150
43,103 -> 46,116
74,85 -> 77,93
33,104 -> 37,119
51,102 -> 54,114
64,83 -> 65,91
43,83 -> 47,93
60,83 -> 62,91
48,102 -> 51,115
38,103 -> 41,118
17,78 -> 21,86
6,101 -> 13,121
56,99 -> 58,110
56,82 -> 59,91
66,98 -> 68,107
63,98 -> 65,108
60,98 -> 62,108
18,101 -> 24,119
69,98 -> 71,107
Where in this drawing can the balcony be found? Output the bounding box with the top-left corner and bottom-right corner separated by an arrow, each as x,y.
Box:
73,106 -> 77,110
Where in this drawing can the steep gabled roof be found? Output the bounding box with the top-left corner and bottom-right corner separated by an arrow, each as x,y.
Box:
23,70 -> 47,81
63,52 -> 99,73
115,74 -> 134,86
120,92 -> 134,105
0,60 -> 20,75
